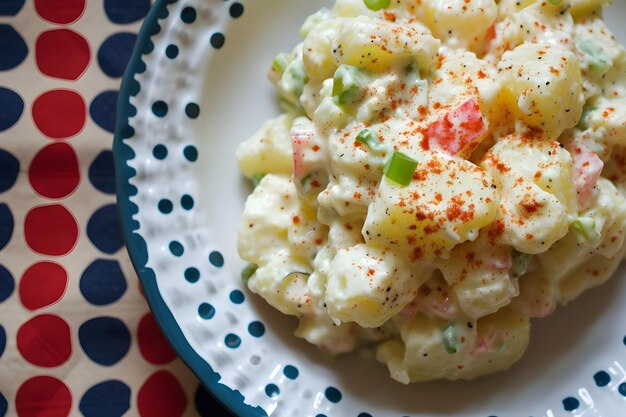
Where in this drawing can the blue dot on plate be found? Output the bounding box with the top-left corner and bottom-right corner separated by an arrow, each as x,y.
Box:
224,333 -> 241,349
230,3 -> 244,18
283,365 -> 299,380
0,0 -> 24,16
325,387 -> 342,403
80,259 -> 127,306
0,25 -> 28,71
79,317 -> 131,366
0,325 -> 5,359
248,321 -> 265,338
104,0 -> 150,24
185,267 -> 200,283
593,370 -> 611,387
209,251 -> 224,267
79,380 -> 131,417
229,290 -> 244,304
185,103 -> 200,119
180,6 -> 196,24
210,32 -> 225,49
358,413 -> 372,417
183,145 -> 198,162
98,33 -> 137,78
562,397 -> 580,411
0,392 -> 6,416
169,241 -> 184,257
90,91 -> 118,134
165,44 -> 178,59
158,199 -> 173,214
0,265 -> 14,303
315,415 -> 327,417
198,303 -> 215,319
152,100 -> 168,117
153,144 -> 167,160
0,87 -> 24,132
265,384 -> 279,398
0,204 -> 13,251
180,195 -> 194,210
89,150 -> 115,194
87,204 -> 124,254
619,383 -> 626,397
0,149 -> 19,192
195,384 -> 233,417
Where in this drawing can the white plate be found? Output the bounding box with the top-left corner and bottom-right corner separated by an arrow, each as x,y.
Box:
114,1 -> 626,416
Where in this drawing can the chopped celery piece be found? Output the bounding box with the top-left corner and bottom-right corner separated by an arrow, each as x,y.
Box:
272,53 -> 291,75
284,60 -> 309,100
384,151 -> 418,187
251,173 -> 265,188
241,263 -> 258,283
510,251 -> 531,278
577,105 -> 596,130
577,39 -> 612,75
442,322 -> 458,354
332,65 -> 364,105
547,0 -> 563,4
356,129 -> 385,151
364,0 -> 391,11
571,217 -> 600,243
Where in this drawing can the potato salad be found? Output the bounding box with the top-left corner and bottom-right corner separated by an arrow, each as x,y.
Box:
236,0 -> 626,383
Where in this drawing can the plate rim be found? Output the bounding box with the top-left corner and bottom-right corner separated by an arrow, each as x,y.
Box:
112,1 -> 268,416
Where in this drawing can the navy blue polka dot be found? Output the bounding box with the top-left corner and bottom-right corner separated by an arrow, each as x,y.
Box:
98,33 -> 137,78
230,290 -> 244,304
195,384 -> 233,417
79,380 -> 131,417
104,0 -> 150,24
0,25 -> 27,71
0,204 -> 13,251
0,325 -> 5,359
80,259 -> 127,306
316,414 -> 327,417
358,413 -> 372,417
87,204 -> 124,254
248,321 -> 265,337
0,265 -> 14,303
169,241 -> 184,257
619,383 -> 626,397
0,148 -> 19,192
0,0 -> 24,16
181,195 -> 194,210
152,100 -> 168,117
224,333 -> 241,349
158,199 -> 173,214
562,397 -> 579,411
0,87 -> 24,132
183,145 -> 198,162
210,32 -> 225,49
165,44 -> 178,59
79,317 -> 131,366
185,267 -> 200,283
209,251 -> 224,267
198,303 -> 215,319
185,103 -> 200,119
325,387 -> 342,403
89,150 -> 115,194
152,144 -> 167,160
265,384 -> 279,398
283,365 -> 299,380
623,335 -> 626,346
230,3 -> 244,18
180,7 -> 196,24
593,370 -> 611,387
90,91 -> 118,133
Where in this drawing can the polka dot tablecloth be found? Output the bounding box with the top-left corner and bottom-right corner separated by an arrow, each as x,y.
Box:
0,1 -> 232,416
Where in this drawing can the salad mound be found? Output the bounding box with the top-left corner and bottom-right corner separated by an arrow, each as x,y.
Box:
236,0 -> 626,383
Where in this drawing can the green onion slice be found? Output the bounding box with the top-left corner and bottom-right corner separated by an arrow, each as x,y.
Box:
510,251 -> 531,278
571,217 -> 600,243
241,263 -> 258,283
384,150 -> 418,187
356,129 -> 385,151
364,0 -> 391,11
442,322 -> 458,354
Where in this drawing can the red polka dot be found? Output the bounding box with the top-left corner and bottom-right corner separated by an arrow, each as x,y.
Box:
138,371 -> 187,417
137,313 -> 176,365
32,90 -> 86,139
29,142 -> 80,198
36,29 -> 90,80
19,262 -> 68,311
17,314 -> 72,367
16,376 -> 72,417
35,0 -> 85,24
24,204 -> 78,256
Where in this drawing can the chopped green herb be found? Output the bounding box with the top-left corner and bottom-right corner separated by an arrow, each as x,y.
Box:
356,129 -> 385,151
364,0 -> 391,11
251,173 -> 265,188
510,251 -> 531,278
384,150 -> 418,187
241,263 -> 258,283
442,322 -> 457,354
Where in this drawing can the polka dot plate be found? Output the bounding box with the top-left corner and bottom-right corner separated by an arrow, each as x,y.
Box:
114,1 -> 626,416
